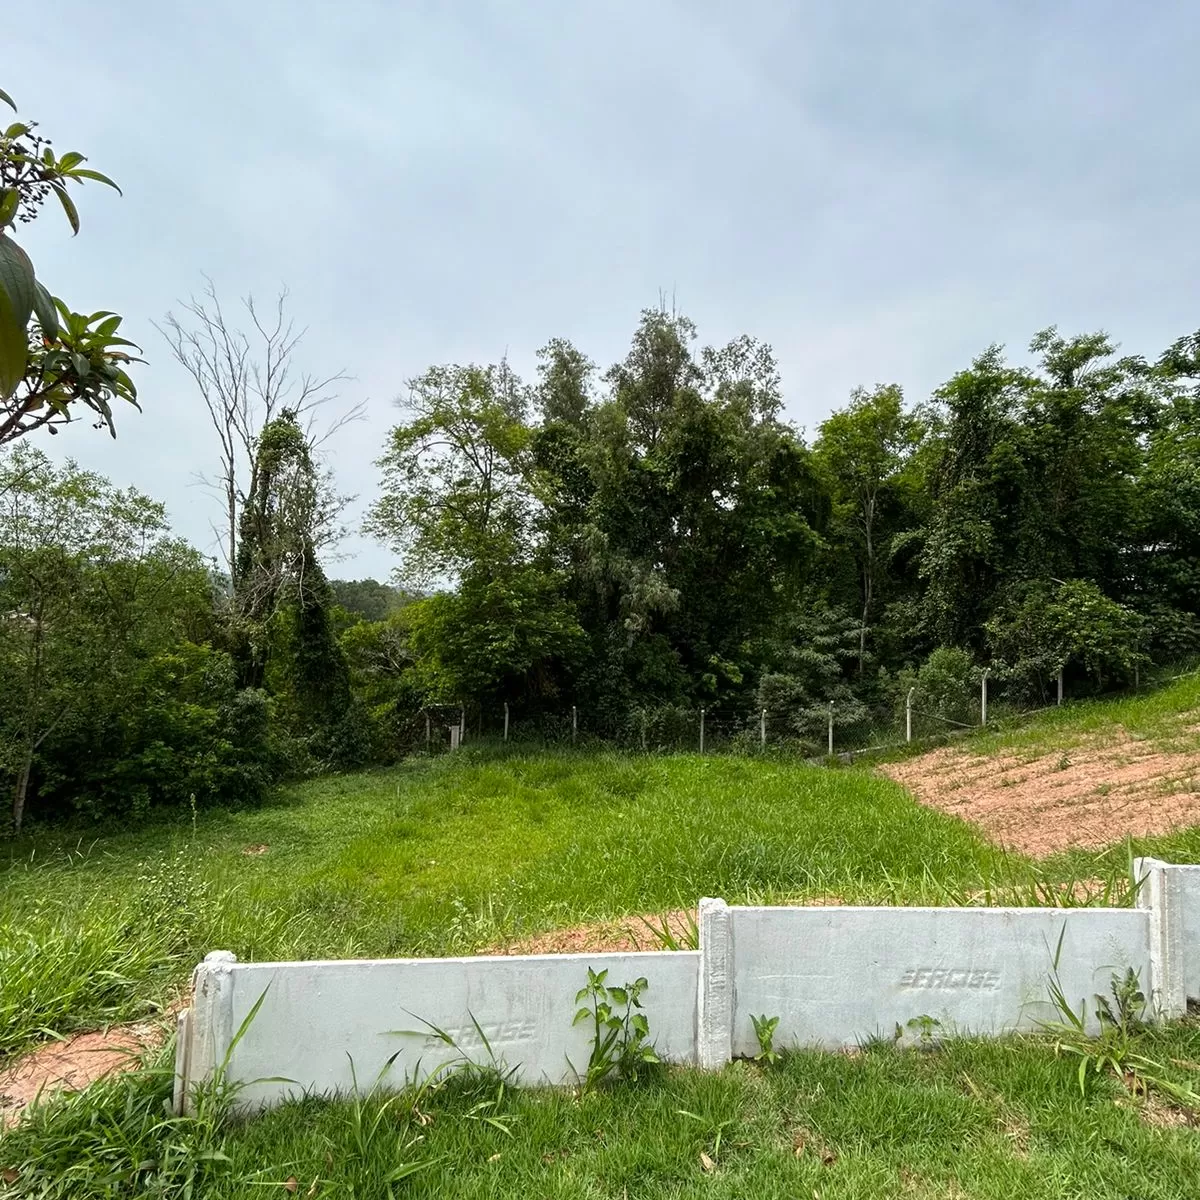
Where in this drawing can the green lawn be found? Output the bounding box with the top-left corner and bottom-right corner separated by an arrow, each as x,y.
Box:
5,1021 -> 1200,1199
4,710 -> 1200,1196
2,747 -> 1152,1062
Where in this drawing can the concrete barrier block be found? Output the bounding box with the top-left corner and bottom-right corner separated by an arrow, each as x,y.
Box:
697,897 -> 732,1068
726,906 -> 1149,1054
185,951 -> 699,1110
1136,857 -> 1200,1013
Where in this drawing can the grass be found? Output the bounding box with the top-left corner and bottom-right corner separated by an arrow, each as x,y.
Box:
4,677 -> 1200,1195
2,748 -> 1144,1062
3,1021 -> 1200,1198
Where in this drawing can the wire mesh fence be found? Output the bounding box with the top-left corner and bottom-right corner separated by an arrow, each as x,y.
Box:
402,664 -> 1200,763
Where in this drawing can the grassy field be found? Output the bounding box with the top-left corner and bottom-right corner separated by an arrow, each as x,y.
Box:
1,751 -> 1019,1060
2,745 -> 1161,1063
4,684 -> 1200,1197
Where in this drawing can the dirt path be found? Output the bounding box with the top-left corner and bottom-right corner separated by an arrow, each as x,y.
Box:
881,728 -> 1200,856
0,1016 -> 172,1127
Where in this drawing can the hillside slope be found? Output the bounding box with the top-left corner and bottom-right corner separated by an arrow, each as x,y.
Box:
881,674 -> 1200,855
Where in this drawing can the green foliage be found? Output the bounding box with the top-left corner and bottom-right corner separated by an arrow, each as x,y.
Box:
0,446 -> 261,829
405,565 -> 583,706
987,579 -> 1145,700
897,646 -> 979,727
330,577 -> 408,624
750,1013 -> 781,1065
0,87 -> 136,440
573,967 -> 660,1089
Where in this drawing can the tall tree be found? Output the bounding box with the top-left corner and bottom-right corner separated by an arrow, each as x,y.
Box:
367,361 -> 532,584
814,384 -> 919,672
159,282 -> 361,587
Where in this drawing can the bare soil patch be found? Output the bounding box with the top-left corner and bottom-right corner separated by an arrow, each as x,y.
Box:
0,1016 -> 170,1127
882,728 -> 1200,855
487,909 -> 697,955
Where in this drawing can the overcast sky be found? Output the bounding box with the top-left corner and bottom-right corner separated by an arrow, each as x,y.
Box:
7,0 -> 1199,579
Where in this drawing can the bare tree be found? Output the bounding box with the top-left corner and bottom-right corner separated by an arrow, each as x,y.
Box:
157,280 -> 364,593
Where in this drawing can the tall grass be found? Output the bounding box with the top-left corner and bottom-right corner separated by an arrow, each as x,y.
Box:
0,735 -> 1185,1063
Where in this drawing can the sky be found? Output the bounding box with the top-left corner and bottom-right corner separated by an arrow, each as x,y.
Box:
6,0 -> 1200,579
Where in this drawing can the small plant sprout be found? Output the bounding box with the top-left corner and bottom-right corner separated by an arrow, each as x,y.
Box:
676,1108 -> 738,1169
750,1013 -> 781,1064
905,1014 -> 942,1049
572,968 -> 659,1090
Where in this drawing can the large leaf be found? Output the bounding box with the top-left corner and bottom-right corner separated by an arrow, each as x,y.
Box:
0,189 -> 16,227
31,281 -> 57,341
0,233 -> 35,398
69,168 -> 121,193
0,87 -> 14,112
49,183 -> 79,235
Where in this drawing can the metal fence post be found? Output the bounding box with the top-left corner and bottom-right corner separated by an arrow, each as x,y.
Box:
760,708 -> 766,749
460,703 -> 466,744
425,711 -> 430,748
906,687 -> 914,743
504,701 -> 509,742
1057,670 -> 1063,706
827,701 -> 834,756
981,669 -> 990,726
572,705 -> 577,744
700,708 -> 705,754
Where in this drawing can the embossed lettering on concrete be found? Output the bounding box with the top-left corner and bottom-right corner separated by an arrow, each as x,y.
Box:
898,968 -> 1001,991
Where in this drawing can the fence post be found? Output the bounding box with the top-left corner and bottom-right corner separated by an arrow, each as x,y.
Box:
906,687 -> 914,743
572,705 -> 577,744
503,701 -> 509,742
699,708 -> 706,754
981,669 -> 990,726
425,711 -> 430,748
827,701 -> 834,756
1057,670 -> 1063,706
460,703 -> 466,744
760,708 -> 767,749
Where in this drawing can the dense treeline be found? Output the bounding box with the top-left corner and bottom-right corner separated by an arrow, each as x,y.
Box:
4,309 -> 1200,829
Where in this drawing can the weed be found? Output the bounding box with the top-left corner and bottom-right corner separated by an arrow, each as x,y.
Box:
342,1054 -> 434,1197
638,910 -> 699,951
572,968 -> 659,1089
676,1107 -> 738,1166
749,1013 -> 781,1065
1042,932 -> 1200,1110
904,1014 -> 942,1050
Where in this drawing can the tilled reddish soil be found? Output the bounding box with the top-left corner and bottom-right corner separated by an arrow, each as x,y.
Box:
0,1016 -> 171,1127
881,728 -> 1200,856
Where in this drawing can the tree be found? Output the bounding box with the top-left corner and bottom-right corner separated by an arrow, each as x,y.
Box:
0,445 -> 210,831
159,282 -> 361,586
366,362 -> 532,584
0,86 -> 140,443
814,384 -> 920,672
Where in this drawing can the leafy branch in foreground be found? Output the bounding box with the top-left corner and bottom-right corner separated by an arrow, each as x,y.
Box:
0,86 -> 139,442
573,967 -> 659,1090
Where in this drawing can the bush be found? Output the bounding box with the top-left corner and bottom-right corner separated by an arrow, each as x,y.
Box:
33,642 -> 283,823
896,646 -> 979,728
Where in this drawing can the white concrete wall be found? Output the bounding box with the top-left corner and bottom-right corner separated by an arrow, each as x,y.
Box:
177,861 -> 1200,1114
1136,857 -> 1200,1013
182,951 -> 699,1111
719,905 -> 1150,1057
1178,864 -> 1200,1001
